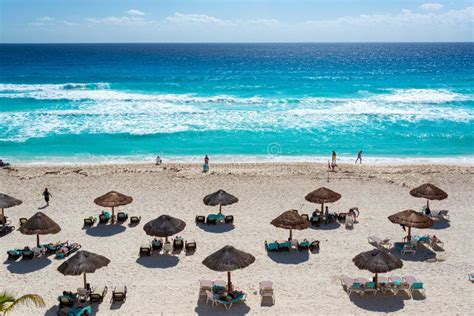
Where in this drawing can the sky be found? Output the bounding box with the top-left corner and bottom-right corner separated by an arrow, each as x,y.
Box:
0,0 -> 473,43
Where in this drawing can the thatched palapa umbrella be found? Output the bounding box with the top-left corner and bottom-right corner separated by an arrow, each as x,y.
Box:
58,250 -> 110,288
0,193 -> 22,224
94,191 -> 132,223
271,209 -> 310,240
305,187 -> 341,213
144,214 -> 186,243
388,210 -> 433,241
410,183 -> 448,209
19,212 -> 61,246
203,189 -> 238,214
353,249 -> 403,288
202,245 -> 255,294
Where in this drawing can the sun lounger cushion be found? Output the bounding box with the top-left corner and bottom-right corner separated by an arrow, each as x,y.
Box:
266,242 -> 278,251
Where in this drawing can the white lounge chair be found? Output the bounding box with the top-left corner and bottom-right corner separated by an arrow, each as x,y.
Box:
403,275 -> 425,297
345,217 -> 354,229
340,276 -> 363,295
367,236 -> 392,250
431,210 -> 450,220
390,276 -> 411,298
357,278 -> 377,296
259,280 -> 273,293
213,280 -> 226,288
163,242 -> 172,255
378,276 -> 397,295
205,290 -> 217,306
259,281 -> 275,304
199,280 -> 212,296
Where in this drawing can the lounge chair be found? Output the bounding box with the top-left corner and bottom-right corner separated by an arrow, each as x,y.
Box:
345,217 -> 354,229
468,273 -> 474,282
117,212 -> 128,222
152,238 -> 163,251
278,241 -> 291,252
57,291 -> 76,307
224,215 -> 234,224
362,281 -> 377,296
265,240 -> 279,252
395,242 -> 416,255
404,275 -> 426,297
297,239 -> 310,251
367,236 -> 392,250
83,217 -> 96,227
337,213 -> 347,223
19,217 -> 27,226
310,215 -> 320,226
213,280 -> 226,288
7,248 -> 22,260
163,242 -> 172,254
195,215 -> 205,224
130,216 -> 141,225
185,240 -> 197,252
76,287 -> 90,302
379,276 -> 397,295
205,290 -> 218,306
412,235 -> 430,244
390,275 -> 411,298
431,209 -> 450,220
309,240 -> 320,252
340,276 -> 363,295
173,237 -> 184,251
259,281 -> 275,303
259,280 -> 273,293
55,243 -> 81,259
429,235 -> 445,251
139,244 -> 151,256
99,211 -> 111,224
0,223 -> 13,235
206,216 -> 217,225
290,239 -> 299,250
44,241 -> 68,255
21,247 -> 34,260
217,293 -> 246,310
199,280 -> 212,296
111,285 -> 127,303
90,285 -> 108,303
301,214 -> 309,221
57,305 -> 92,316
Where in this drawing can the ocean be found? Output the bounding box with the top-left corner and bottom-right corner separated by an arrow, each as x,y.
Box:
0,43 -> 473,164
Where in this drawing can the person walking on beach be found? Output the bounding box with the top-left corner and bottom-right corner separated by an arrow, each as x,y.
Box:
203,155 -> 209,173
155,155 -> 162,165
331,150 -> 337,165
355,150 -> 363,164
42,188 -> 52,206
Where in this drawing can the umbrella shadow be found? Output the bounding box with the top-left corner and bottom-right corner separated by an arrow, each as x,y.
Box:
0,226 -> 14,237
85,224 -> 126,237
136,255 -> 179,268
350,294 -> 407,312
430,221 -> 450,230
267,250 -> 309,264
197,223 -> 235,234
44,305 -> 58,316
389,244 -> 436,262
195,299 -> 251,315
5,256 -> 51,274
309,222 -> 341,231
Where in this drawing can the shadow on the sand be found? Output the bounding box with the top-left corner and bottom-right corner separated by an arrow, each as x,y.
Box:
389,244 -> 436,262
136,255 -> 179,268
85,224 -> 126,237
430,221 -> 450,230
5,256 -> 51,274
267,250 -> 309,264
309,222 -> 341,231
110,301 -> 124,310
0,226 -> 14,237
350,294 -> 407,312
196,224 -> 235,234
45,303 -> 101,315
195,297 -> 250,315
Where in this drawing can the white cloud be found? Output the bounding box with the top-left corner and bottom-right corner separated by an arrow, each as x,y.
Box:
420,3 -> 444,11
29,16 -> 55,26
127,9 -> 145,16
87,15 -> 151,26
165,12 -> 234,26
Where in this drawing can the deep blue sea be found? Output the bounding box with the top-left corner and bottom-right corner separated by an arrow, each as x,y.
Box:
0,43 -> 473,164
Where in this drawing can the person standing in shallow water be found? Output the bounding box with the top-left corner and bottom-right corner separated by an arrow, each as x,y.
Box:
203,155 -> 209,173
355,150 -> 363,164
43,188 -> 52,206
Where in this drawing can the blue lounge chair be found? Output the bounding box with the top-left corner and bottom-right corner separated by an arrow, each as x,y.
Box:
278,241 -> 291,252
298,239 -> 310,251
265,241 -> 279,252
99,211 -> 111,224
7,248 -> 22,260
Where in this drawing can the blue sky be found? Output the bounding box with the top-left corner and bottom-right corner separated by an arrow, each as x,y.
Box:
1,0 -> 473,42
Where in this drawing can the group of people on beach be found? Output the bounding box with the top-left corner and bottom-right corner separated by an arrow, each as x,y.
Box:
156,155 -> 210,173
328,150 -> 363,171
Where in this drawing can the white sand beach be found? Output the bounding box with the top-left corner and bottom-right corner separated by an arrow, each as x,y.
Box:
1,162 -> 473,315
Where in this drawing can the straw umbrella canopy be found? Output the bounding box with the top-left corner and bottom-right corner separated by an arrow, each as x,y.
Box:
203,189 -> 238,214
202,245 -> 255,294
58,250 -> 110,288
305,187 -> 341,213
388,210 -> 433,241
353,249 -> 403,288
271,209 -> 310,240
410,183 -> 448,208
143,214 -> 186,243
94,191 -> 132,223
19,212 -> 61,247
0,193 -> 22,224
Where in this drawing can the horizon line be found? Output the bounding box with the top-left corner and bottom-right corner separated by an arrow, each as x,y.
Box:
1,41 -> 473,45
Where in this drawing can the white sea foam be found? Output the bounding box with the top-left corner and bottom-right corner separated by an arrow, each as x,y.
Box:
0,83 -> 473,142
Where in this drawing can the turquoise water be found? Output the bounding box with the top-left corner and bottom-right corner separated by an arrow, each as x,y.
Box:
0,43 -> 473,163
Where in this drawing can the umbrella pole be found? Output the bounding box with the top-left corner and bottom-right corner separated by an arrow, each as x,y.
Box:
407,227 -> 412,241
36,234 -> 40,247
112,206 -> 115,223
321,203 -> 324,214
219,204 -> 222,215
426,199 -> 429,209
1,208 -> 4,224
165,236 -> 169,243
227,271 -> 233,294
83,273 -> 87,289
374,273 -> 378,289
289,229 -> 292,241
